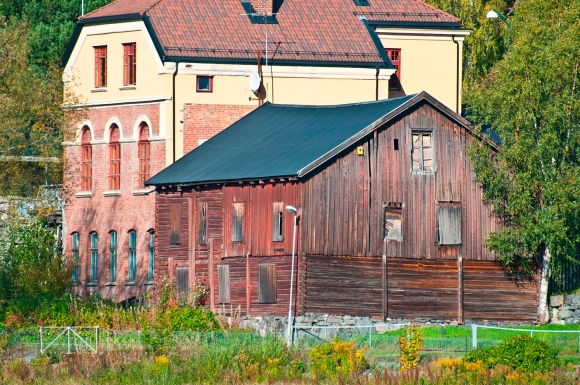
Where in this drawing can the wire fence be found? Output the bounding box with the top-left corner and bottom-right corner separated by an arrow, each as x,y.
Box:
2,324 -> 580,362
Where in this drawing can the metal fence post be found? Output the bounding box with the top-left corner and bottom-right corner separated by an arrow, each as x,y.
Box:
67,327 -> 71,354
369,327 -> 372,348
40,327 -> 43,353
471,324 -> 477,349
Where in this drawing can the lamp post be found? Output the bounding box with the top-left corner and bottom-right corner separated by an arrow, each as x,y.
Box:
285,205 -> 298,347
486,9 -> 511,47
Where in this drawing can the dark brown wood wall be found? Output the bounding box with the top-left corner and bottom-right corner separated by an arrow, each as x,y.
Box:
303,255 -> 538,322
222,183 -> 301,258
301,102 -> 498,261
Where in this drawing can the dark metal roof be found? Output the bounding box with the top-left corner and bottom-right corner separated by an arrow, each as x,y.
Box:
146,94 -> 418,186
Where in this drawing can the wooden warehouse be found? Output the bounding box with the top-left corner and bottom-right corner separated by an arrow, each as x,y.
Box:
146,92 -> 539,323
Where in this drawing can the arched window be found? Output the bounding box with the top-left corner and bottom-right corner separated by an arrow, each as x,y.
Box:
109,231 -> 117,282
71,233 -> 80,282
148,231 -> 155,281
109,125 -> 121,190
81,128 -> 92,191
90,232 -> 99,282
128,230 -> 137,281
138,123 -> 150,188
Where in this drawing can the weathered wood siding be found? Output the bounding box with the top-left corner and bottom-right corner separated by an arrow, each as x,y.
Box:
155,190 -> 193,281
222,183 -> 301,257
301,102 -> 498,261
463,261 -> 538,322
305,255 -> 383,317
212,256 -> 298,316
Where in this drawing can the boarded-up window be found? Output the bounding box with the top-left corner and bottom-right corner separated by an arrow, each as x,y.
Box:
170,203 -> 181,244
437,202 -> 462,245
258,263 -> 276,304
217,265 -> 230,304
176,267 -> 189,295
197,202 -> 207,245
272,202 -> 284,242
383,208 -> 403,240
411,131 -> 434,172
232,202 -> 244,242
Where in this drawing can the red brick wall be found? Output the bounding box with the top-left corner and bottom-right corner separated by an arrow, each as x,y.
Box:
63,103 -> 165,302
250,0 -> 273,14
183,104 -> 256,155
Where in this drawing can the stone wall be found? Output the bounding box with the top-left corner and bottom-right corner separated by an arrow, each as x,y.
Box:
549,294 -> 580,324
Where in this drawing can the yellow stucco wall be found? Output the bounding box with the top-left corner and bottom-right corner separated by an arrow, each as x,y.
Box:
64,21 -> 468,166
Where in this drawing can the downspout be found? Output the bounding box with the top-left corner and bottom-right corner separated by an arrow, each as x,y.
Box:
172,61 -> 180,163
375,67 -> 380,101
452,36 -> 460,114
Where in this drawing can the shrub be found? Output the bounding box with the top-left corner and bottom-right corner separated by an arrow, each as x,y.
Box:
309,338 -> 367,380
399,322 -> 424,371
464,335 -> 558,373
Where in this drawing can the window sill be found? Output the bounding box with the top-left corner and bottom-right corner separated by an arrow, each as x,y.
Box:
75,191 -> 93,198
124,281 -> 136,286
132,189 -> 155,196
144,280 -> 154,286
105,282 -> 117,286
103,190 -> 121,197
86,281 -> 98,287
91,88 -> 107,93
119,85 -> 136,90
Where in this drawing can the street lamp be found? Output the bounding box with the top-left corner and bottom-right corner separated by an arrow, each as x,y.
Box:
486,9 -> 511,47
285,205 -> 298,347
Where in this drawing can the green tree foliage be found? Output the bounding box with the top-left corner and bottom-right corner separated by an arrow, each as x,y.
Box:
465,0 -> 580,277
425,0 -> 515,87
0,218 -> 70,321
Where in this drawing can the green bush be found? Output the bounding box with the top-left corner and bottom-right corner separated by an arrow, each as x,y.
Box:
309,338 -> 368,380
464,335 -> 558,373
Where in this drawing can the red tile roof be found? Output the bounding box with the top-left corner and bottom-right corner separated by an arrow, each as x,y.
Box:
78,0 -> 461,66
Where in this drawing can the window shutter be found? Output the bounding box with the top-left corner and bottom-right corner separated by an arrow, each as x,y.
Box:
437,202 -> 462,245
123,44 -> 128,85
232,202 -> 244,242
217,264 -> 230,304
170,202 -> 181,244
103,46 -> 107,87
176,267 -> 189,295
94,48 -> 99,88
258,263 -> 276,303
272,202 -> 284,241
197,202 -> 207,245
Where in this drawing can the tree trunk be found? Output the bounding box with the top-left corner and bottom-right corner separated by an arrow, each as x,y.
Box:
538,246 -> 551,324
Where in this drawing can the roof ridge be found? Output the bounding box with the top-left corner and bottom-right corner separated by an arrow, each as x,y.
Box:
268,94 -> 417,109
408,0 -> 461,23
80,0 -> 123,20
140,0 -> 165,15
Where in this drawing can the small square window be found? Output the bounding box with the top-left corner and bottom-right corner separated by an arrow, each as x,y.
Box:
196,76 -> 213,92
383,207 -> 402,240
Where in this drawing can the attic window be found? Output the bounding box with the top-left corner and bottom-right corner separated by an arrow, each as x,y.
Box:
353,0 -> 370,5
197,76 -> 213,92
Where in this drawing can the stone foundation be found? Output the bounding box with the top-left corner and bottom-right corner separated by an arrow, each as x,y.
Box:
549,294 -> 580,324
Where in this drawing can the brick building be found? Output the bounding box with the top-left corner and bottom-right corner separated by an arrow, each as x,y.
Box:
62,0 -> 468,300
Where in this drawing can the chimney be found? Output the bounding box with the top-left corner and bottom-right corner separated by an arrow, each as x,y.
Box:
250,0 -> 273,15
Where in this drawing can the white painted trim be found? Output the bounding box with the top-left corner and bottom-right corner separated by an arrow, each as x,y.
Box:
166,62 -> 395,80
148,136 -> 169,142
118,138 -> 136,143
132,189 -> 155,196
90,140 -> 107,145
63,141 -> 79,147
132,115 -> 154,139
76,120 -> 95,143
75,192 -> 93,198
63,21 -> 164,81
375,28 -> 471,38
70,95 -> 172,108
104,117 -> 124,141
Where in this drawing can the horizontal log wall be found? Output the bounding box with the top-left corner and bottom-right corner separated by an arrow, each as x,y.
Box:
463,261 -> 538,323
301,102 -> 498,261
305,255 -> 383,317
303,255 -> 537,323
387,258 -> 458,320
